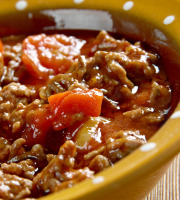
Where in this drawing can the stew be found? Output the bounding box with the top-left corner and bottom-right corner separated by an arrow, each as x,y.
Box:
0,30 -> 172,199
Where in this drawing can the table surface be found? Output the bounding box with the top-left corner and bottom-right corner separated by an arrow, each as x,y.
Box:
144,154 -> 180,200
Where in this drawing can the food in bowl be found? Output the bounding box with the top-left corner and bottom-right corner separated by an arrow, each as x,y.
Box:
0,30 -> 172,199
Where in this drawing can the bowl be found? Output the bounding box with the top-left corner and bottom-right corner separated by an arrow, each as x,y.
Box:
0,0 -> 180,200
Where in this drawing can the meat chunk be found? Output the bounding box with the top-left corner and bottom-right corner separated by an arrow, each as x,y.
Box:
83,30 -> 131,56
123,81 -> 172,124
92,51 -> 134,88
150,81 -> 172,109
7,143 -> 47,169
8,138 -> 26,160
89,155 -> 110,173
102,49 -> 157,83
1,159 -> 36,180
1,42 -> 22,85
83,31 -> 157,83
0,170 -> 32,200
0,137 -> 10,162
0,138 -> 25,163
39,56 -> 89,100
33,140 -> 94,194
84,130 -> 146,166
123,107 -> 152,119
40,73 -> 88,100
11,99 -> 48,138
0,83 -> 36,135
106,131 -> 146,162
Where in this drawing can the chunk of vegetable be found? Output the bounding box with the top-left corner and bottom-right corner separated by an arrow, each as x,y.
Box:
75,116 -> 110,151
21,106 -> 54,147
21,34 -> 85,79
48,89 -> 103,130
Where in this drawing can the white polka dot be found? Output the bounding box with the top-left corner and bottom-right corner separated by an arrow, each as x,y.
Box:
163,15 -> 175,25
171,111 -> 180,119
74,0 -> 84,4
140,142 -> 156,152
92,176 -> 104,184
123,1 -> 134,11
15,0 -> 28,11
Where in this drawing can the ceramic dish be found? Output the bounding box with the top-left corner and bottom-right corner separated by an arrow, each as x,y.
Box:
0,0 -> 180,200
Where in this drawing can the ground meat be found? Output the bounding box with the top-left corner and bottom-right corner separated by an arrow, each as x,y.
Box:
0,137 -> 10,161
8,138 -> 26,160
6,143 -> 47,170
1,159 -> 36,180
84,30 -> 131,55
41,50 -> 135,107
123,106 -> 166,124
122,80 -> 172,124
40,73 -> 88,100
53,167 -> 93,193
0,30 -> 173,199
10,103 -> 27,134
0,138 -> 25,163
101,48 -> 156,83
84,30 -> 157,82
150,81 -> 172,109
1,42 -> 22,85
39,31 -> 161,112
84,146 -> 106,161
89,155 -> 110,173
33,140 -> 94,194
83,51 -> 134,90
110,130 -> 146,148
39,55 -> 91,100
123,107 -> 153,119
83,130 -> 146,166
0,170 -> 32,200
0,83 -> 37,136
10,99 -> 46,135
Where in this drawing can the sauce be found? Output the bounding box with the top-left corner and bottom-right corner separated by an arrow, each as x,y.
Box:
0,30 -> 172,199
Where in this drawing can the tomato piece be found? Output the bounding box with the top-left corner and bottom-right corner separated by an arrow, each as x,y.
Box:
21,106 -> 54,147
49,89 -> 103,116
21,123 -> 47,147
21,89 -> 103,146
21,34 -> 85,79
48,89 -> 103,130
48,90 -> 71,112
